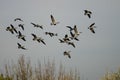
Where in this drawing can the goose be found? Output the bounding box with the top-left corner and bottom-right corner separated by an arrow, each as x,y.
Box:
63,51 -> 71,59
84,10 -> 92,18
31,33 -> 46,45
18,24 -> 24,30
67,42 -> 75,48
50,15 -> 59,25
73,25 -> 82,36
14,18 -> 23,22
88,23 -> 96,34
17,31 -> 26,41
31,22 -> 43,29
45,32 -> 57,37
17,43 -> 27,50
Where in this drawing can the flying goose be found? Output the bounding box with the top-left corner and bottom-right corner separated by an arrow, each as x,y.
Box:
50,15 -> 59,25
67,42 -> 75,48
31,22 -> 43,29
73,25 -> 82,36
84,10 -> 92,18
45,32 -> 57,37
17,43 -> 27,50
14,18 -> 23,22
17,31 -> 26,41
31,33 -> 46,45
6,24 -> 17,34
63,51 -> 71,59
18,24 -> 24,30
88,23 -> 96,34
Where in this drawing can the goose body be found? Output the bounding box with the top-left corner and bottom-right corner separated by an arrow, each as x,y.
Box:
6,27 -> 14,34
73,25 -> 82,36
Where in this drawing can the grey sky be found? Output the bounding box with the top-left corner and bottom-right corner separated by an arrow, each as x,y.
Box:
0,0 -> 120,80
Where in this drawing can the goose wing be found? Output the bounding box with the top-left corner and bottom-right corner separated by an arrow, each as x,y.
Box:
18,31 -> 22,36
31,33 -> 37,38
14,18 -> 23,21
66,26 -> 73,31
17,43 -> 21,47
22,37 -> 26,41
89,23 -> 95,28
41,40 -> 46,45
51,15 -> 55,23
31,22 -> 36,26
18,24 -> 24,30
10,24 -> 17,33
90,28 -> 95,34
87,14 -> 91,18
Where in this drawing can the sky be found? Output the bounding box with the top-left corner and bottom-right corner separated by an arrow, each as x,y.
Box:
0,0 -> 120,80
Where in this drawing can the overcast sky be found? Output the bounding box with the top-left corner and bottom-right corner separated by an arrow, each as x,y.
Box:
0,0 -> 120,80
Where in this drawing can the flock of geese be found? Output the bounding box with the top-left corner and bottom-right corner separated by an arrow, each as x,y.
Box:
4,10 -> 96,59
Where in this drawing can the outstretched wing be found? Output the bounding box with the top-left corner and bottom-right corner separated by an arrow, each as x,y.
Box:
90,28 -> 95,34
10,24 -> 17,33
89,23 -> 95,28
18,24 -> 24,30
41,40 -> 46,45
17,43 -> 21,47
66,26 -> 73,31
14,18 -> 23,22
31,22 -> 36,26
51,15 -> 55,23
31,33 -> 37,38
87,14 -> 91,18
18,31 -> 22,36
